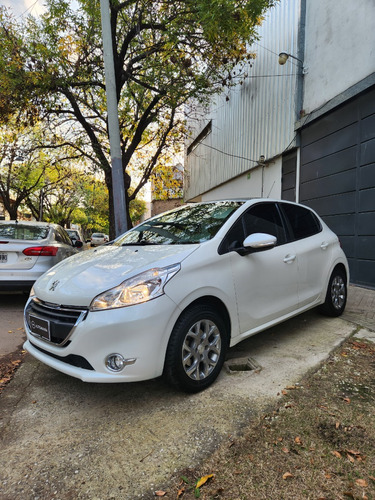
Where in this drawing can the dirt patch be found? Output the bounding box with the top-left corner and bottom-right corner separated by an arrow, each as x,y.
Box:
0,349 -> 25,395
161,338 -> 375,499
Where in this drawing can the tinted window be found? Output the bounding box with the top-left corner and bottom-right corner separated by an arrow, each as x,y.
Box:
242,203 -> 286,244
281,203 -> 322,240
219,202 -> 286,254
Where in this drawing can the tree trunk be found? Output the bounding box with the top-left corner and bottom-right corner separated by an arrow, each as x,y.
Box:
105,169 -> 115,240
104,163 -> 132,239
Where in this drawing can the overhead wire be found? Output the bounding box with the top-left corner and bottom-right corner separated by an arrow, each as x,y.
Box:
14,0 -> 42,19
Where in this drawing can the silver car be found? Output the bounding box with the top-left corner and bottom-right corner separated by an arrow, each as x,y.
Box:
0,220 -> 81,291
66,228 -> 87,251
90,232 -> 107,247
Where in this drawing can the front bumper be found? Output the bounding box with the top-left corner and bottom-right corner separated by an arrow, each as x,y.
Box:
24,294 -> 180,383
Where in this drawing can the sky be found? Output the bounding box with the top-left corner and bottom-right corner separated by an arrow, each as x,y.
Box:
2,0 -> 46,18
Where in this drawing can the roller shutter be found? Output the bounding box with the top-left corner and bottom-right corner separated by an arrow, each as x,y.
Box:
300,86 -> 375,288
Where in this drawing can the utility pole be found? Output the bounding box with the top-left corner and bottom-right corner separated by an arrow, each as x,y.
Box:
99,0 -> 128,236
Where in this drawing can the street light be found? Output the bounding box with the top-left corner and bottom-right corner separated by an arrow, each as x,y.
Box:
278,52 -> 308,74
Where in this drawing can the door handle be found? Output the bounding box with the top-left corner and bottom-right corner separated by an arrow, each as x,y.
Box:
320,242 -> 329,250
283,254 -> 296,264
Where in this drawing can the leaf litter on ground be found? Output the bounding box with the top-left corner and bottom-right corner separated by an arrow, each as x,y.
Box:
160,337 -> 375,499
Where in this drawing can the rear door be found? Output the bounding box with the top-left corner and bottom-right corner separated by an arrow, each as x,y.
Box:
279,202 -> 333,307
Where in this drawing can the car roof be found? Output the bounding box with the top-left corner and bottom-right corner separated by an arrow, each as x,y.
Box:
0,220 -> 58,228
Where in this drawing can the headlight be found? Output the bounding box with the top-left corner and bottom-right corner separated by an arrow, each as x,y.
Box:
90,263 -> 181,311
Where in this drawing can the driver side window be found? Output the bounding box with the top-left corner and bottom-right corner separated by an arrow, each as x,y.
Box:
219,202 -> 286,254
242,203 -> 286,244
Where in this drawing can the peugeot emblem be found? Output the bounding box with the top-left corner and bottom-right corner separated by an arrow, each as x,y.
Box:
49,280 -> 60,292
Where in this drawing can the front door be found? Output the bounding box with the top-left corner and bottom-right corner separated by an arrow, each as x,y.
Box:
220,202 -> 299,336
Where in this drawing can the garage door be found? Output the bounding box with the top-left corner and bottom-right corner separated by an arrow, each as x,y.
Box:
300,86 -> 375,289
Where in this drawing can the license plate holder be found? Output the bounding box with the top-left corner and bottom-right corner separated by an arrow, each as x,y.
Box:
29,314 -> 51,341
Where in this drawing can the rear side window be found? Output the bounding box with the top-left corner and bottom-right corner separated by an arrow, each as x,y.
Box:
281,203 -> 322,240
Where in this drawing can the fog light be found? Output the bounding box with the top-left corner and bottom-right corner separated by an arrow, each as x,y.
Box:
106,354 -> 126,372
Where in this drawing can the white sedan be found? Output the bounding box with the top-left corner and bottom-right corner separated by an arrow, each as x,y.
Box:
0,220 -> 81,292
24,199 -> 349,392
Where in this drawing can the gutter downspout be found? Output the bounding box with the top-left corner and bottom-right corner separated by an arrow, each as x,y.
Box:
295,0 -> 307,203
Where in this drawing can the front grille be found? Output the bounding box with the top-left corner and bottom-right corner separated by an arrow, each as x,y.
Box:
25,298 -> 88,346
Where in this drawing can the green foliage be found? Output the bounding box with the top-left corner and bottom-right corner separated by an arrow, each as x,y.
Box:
152,164 -> 183,201
71,176 -> 110,234
129,196 -> 147,225
0,118 -> 53,219
0,0 -> 276,236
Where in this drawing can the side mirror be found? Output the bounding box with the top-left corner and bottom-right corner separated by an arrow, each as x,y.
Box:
74,240 -> 83,248
236,233 -> 276,256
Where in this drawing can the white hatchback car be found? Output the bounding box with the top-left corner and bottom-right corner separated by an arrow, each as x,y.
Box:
0,220 -> 81,292
90,232 -> 107,247
24,200 -> 349,392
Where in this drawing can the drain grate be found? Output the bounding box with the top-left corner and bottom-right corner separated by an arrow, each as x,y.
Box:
224,356 -> 262,374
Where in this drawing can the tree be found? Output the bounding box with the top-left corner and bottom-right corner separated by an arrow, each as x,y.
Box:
25,166 -> 86,226
0,115 -> 89,221
0,0 -> 276,237
0,119 -> 51,219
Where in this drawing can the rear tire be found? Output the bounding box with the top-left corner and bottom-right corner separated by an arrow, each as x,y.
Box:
164,304 -> 228,393
319,268 -> 347,317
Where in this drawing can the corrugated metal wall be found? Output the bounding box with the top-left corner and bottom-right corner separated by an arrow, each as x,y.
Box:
185,0 -> 301,201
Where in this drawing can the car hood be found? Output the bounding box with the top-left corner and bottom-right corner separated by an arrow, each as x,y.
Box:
32,244 -> 199,306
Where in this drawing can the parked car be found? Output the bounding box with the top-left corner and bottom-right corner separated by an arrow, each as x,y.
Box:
90,232 -> 107,247
66,228 -> 86,251
0,220 -> 82,291
24,199 -> 348,392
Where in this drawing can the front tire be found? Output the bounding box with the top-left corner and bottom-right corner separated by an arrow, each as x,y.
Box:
164,304 -> 228,393
319,268 -> 347,317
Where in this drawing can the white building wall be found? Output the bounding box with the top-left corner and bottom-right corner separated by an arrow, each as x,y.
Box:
303,0 -> 375,113
200,158 -> 282,202
185,0 -> 301,201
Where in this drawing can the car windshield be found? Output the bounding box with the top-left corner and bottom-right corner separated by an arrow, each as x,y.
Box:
67,230 -> 79,238
0,224 -> 49,241
115,201 -> 243,246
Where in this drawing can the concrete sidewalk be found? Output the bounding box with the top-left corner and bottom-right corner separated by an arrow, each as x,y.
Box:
343,284 -> 375,333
